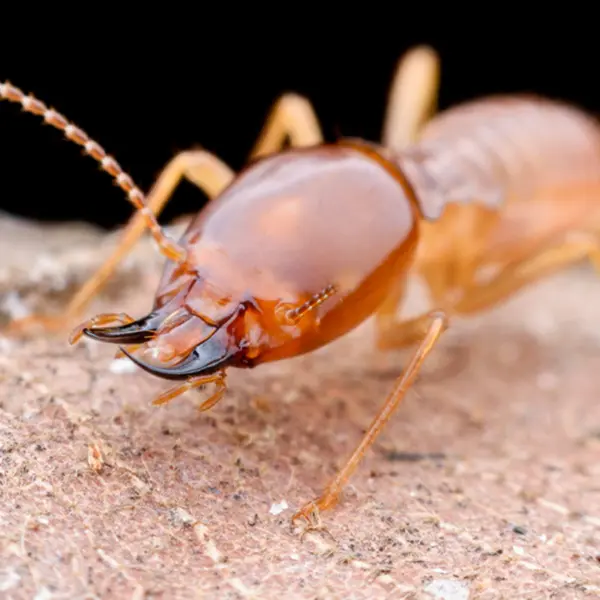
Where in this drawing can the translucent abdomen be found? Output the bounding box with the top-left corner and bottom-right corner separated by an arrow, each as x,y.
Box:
396,96 -> 600,220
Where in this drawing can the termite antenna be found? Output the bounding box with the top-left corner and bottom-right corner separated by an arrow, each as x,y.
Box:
0,80 -> 187,264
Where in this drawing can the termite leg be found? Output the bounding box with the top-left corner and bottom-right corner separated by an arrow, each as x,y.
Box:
453,234 -> 600,314
151,371 -> 226,410
374,270 -> 448,351
249,93 -> 323,160
382,45 -> 440,149
6,151 -> 234,336
292,310 -> 448,524
376,307 -> 444,351
374,276 -> 416,350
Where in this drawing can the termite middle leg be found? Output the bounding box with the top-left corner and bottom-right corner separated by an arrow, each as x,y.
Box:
382,45 -> 441,149
249,93 -> 324,159
6,150 -> 234,336
452,233 -> 600,314
293,310 -> 447,524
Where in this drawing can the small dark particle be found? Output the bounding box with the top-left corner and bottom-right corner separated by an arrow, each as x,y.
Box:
512,525 -> 527,535
386,451 -> 446,462
248,513 -> 259,526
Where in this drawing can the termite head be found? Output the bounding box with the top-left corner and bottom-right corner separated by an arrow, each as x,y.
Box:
2,78 -> 417,386
78,142 -> 421,380
78,265 -> 341,381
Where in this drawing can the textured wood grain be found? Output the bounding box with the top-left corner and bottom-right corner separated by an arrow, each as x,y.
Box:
0,215 -> 599,599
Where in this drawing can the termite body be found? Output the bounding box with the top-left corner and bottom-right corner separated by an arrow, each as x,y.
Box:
2,46 -> 600,524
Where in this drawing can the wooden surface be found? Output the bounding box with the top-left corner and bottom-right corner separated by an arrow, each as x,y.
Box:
0,214 -> 599,599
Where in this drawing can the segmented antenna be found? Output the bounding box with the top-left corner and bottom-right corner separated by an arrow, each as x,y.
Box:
0,81 -> 187,263
285,283 -> 338,323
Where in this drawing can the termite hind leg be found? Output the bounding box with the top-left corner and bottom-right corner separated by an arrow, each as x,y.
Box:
249,93 -> 324,160
292,310 -> 448,525
453,234 -> 600,314
5,151 -> 235,338
382,45 -> 441,149
151,372 -> 227,410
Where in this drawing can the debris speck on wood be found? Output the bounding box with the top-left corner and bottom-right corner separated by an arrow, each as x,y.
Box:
269,500 -> 289,515
87,441 -> 105,473
424,579 -> 470,600
109,358 -> 138,374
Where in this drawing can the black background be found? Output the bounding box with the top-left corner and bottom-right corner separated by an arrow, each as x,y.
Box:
1,20 -> 597,230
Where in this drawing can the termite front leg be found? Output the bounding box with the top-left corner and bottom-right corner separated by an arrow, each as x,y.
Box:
63,150 -> 234,317
376,308 -> 445,351
249,93 -> 324,159
374,276 -> 416,350
382,45 -> 440,149
292,310 -> 448,525
1,80 -> 237,337
6,150 -> 234,337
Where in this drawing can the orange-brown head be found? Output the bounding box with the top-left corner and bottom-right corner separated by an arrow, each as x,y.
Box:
83,142 -> 421,380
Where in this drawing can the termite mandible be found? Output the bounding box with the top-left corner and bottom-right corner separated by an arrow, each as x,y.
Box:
2,46 -> 600,525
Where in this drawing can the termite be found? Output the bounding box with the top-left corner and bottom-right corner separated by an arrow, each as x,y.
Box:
2,46 -> 600,525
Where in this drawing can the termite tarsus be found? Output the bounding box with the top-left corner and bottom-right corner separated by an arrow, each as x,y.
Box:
2,46 -> 600,525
